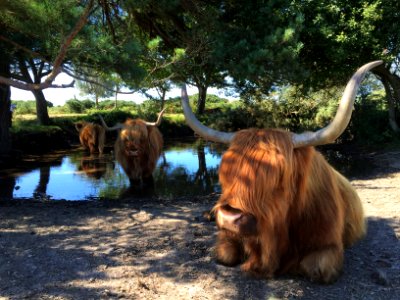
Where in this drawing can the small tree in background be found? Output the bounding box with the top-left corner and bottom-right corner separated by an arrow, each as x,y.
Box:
76,70 -> 114,108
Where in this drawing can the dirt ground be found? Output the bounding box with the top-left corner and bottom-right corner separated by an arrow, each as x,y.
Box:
0,150 -> 399,300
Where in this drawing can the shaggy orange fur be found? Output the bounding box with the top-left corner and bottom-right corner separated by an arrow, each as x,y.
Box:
114,118 -> 163,183
214,128 -> 365,283
75,121 -> 106,155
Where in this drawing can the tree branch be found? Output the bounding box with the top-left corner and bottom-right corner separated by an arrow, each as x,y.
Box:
0,35 -> 48,62
0,0 -> 94,91
63,67 -> 135,94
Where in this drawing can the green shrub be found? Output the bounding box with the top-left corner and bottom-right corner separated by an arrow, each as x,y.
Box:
11,88 -> 399,148
95,109 -> 136,125
13,100 -> 36,115
349,91 -> 398,145
137,100 -> 164,120
65,99 -> 95,113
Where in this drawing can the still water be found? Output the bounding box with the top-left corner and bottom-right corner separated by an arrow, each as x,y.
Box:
0,139 -> 373,201
0,139 -> 226,201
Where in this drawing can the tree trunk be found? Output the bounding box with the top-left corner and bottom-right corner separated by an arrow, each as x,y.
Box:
372,66 -> 400,133
0,60 -> 12,156
196,84 -> 207,115
0,176 -> 15,200
18,58 -> 51,125
161,89 -> 166,110
195,145 -> 207,181
33,89 -> 51,125
381,78 -> 400,132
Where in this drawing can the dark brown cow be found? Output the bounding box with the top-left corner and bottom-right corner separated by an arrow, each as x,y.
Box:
99,110 -> 165,184
75,121 -> 106,155
181,61 -> 382,283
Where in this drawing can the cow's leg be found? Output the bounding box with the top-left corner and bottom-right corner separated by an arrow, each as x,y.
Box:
241,238 -> 275,278
88,142 -> 96,155
299,245 -> 343,283
142,175 -> 154,186
241,239 -> 264,276
215,230 -> 244,267
98,131 -> 105,155
129,178 -> 141,186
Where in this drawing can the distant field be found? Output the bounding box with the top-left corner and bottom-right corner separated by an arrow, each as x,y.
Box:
14,113 -> 86,121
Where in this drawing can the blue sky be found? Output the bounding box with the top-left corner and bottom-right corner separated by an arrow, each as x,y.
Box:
11,73 -> 238,106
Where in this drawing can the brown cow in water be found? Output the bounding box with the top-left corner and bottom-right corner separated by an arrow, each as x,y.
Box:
181,61 -> 382,283
98,110 -> 165,185
75,121 -> 106,155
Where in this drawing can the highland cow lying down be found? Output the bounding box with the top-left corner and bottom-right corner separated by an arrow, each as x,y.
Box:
181,61 -> 382,283
213,128 -> 365,283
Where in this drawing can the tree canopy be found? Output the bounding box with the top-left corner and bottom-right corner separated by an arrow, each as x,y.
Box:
1,0 -> 400,156
293,0 -> 400,131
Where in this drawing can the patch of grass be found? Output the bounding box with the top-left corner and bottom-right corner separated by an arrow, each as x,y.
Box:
13,114 -> 37,121
11,119 -> 62,134
50,113 -> 86,118
165,113 -> 186,123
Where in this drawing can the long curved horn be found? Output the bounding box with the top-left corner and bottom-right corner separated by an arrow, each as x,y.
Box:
181,84 -> 235,144
97,114 -> 123,131
144,108 -> 167,126
292,60 -> 383,148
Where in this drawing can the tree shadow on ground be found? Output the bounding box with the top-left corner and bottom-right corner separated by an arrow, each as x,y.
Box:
1,195 -> 398,299
0,148 -> 399,299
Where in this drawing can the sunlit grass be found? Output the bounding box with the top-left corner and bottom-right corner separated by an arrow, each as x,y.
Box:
11,122 -> 62,134
13,112 -> 86,121
11,112 -> 187,136
164,113 -> 185,123
13,114 -> 37,121
11,113 -> 75,134
50,113 -> 86,118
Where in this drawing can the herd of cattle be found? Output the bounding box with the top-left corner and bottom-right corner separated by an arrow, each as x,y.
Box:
74,61 -> 382,284
74,109 -> 165,184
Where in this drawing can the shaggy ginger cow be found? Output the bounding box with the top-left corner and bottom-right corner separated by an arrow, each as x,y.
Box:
75,121 -> 106,155
99,110 -> 165,184
181,61 -> 382,283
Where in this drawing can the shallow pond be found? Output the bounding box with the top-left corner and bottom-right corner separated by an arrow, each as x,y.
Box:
0,139 -> 374,201
0,139 -> 226,201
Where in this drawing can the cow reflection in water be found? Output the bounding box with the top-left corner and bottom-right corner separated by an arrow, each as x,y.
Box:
118,178 -> 155,199
79,156 -> 115,180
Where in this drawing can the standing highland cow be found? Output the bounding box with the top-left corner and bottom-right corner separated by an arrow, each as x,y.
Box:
181,61 -> 382,283
98,110 -> 165,185
75,121 -> 106,155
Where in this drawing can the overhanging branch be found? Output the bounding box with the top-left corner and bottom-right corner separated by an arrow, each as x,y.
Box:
0,77 -> 75,90
0,0 -> 94,91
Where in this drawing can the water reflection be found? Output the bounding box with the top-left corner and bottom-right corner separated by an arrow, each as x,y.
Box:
0,177 -> 16,200
0,140 -> 375,201
0,139 -> 225,201
78,156 -> 115,180
153,141 -> 222,198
